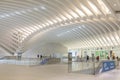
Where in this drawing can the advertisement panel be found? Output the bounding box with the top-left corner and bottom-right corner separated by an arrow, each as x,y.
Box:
102,61 -> 115,72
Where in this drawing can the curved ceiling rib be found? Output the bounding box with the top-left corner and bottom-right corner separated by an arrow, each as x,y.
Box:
0,0 -> 120,54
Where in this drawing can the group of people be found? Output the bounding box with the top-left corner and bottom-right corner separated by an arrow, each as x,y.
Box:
86,55 -> 119,62
86,55 -> 99,62
37,54 -> 43,59
107,56 -> 119,61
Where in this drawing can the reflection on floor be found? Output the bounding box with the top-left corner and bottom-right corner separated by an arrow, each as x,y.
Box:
0,64 -> 120,80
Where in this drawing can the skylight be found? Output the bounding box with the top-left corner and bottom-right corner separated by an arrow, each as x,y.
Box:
88,0 -> 101,15
97,0 -> 111,14
81,4 -> 93,16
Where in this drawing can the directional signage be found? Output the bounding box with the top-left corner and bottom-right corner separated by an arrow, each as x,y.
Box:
102,61 -> 115,72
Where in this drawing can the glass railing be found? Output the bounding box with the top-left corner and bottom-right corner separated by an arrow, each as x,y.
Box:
68,60 -> 120,75
0,56 -> 61,66
0,57 -> 41,66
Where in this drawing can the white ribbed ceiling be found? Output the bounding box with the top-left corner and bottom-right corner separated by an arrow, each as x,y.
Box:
0,0 -> 120,54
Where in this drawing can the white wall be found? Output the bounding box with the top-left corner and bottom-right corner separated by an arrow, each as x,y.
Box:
113,50 -> 120,57
0,47 -> 11,58
22,43 -> 68,58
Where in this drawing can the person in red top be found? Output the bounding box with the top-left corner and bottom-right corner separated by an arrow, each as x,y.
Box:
96,56 -> 99,62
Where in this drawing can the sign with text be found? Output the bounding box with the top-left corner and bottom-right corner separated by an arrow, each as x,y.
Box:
102,61 -> 115,72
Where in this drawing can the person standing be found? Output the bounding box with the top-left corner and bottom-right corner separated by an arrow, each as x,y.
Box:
86,55 -> 89,62
112,56 -> 115,60
96,56 -> 99,62
40,54 -> 43,59
116,56 -> 119,61
37,54 -> 39,58
107,56 -> 110,60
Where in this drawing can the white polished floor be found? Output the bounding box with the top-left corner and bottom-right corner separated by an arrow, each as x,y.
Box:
0,64 -> 120,80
